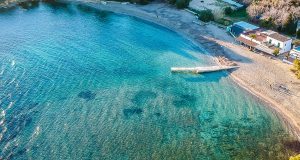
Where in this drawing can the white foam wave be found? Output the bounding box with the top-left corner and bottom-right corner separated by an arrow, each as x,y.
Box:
0,109 -> 5,117
0,66 -> 4,75
34,126 -> 41,136
7,102 -> 14,110
11,60 -> 15,66
7,78 -> 16,85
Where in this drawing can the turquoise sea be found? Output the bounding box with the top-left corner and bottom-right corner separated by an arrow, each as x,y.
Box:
0,2 -> 297,159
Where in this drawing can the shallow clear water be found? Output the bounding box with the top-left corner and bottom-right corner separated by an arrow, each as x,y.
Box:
0,2 -> 296,159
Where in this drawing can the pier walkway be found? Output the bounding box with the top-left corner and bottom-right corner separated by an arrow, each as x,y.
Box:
171,65 -> 239,74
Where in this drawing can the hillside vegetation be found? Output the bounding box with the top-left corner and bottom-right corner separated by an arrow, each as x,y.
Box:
236,0 -> 300,35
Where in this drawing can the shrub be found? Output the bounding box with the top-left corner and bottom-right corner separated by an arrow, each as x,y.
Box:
18,0 -> 39,9
273,48 -> 280,56
197,10 -> 214,22
224,7 -> 233,15
294,59 -> 300,70
175,0 -> 190,9
292,59 -> 300,79
215,18 -> 233,26
289,154 -> 300,160
168,0 -> 176,5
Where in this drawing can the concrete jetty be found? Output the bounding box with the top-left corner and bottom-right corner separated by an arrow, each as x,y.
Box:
171,65 -> 239,74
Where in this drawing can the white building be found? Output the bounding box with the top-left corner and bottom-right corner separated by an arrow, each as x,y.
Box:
236,29 -> 292,55
266,33 -> 292,54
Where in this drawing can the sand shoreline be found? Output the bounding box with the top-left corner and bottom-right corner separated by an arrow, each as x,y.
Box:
1,0 -> 300,141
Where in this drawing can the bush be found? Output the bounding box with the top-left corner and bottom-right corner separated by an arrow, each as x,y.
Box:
224,7 -> 233,15
18,0 -> 39,9
175,0 -> 190,9
197,10 -> 214,22
215,18 -> 233,26
293,59 -> 300,79
273,48 -> 280,56
168,0 -> 176,5
289,154 -> 300,160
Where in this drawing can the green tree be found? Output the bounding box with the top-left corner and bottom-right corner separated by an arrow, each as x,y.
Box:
175,0 -> 189,9
283,14 -> 297,35
249,34 -> 256,41
224,7 -> 233,15
197,10 -> 214,22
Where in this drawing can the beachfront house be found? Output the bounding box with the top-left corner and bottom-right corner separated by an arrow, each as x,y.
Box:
236,29 -> 292,55
227,21 -> 259,37
266,33 -> 292,53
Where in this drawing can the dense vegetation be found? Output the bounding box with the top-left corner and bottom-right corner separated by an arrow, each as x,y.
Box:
224,7 -> 233,15
236,0 -> 300,36
188,9 -> 214,22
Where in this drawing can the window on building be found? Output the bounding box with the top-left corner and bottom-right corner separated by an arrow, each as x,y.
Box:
278,43 -> 280,47
269,39 -> 272,43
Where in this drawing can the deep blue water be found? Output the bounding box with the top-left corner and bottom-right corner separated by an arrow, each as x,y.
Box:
0,2 -> 297,159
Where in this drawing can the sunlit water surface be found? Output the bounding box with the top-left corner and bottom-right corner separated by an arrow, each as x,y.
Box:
0,2 -> 297,159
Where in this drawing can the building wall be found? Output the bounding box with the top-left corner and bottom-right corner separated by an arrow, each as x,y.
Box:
284,39 -> 292,53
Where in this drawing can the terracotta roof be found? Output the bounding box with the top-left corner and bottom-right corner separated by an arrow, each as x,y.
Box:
236,36 -> 258,47
268,33 -> 290,42
243,29 -> 267,42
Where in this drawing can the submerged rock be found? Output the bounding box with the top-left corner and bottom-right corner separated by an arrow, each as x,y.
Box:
173,94 -> 197,108
131,90 -> 157,105
154,112 -> 161,117
78,90 -> 96,101
1,103 -> 39,159
123,108 -> 143,118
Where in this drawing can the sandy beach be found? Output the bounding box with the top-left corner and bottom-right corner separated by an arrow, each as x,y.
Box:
66,0 -> 300,140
